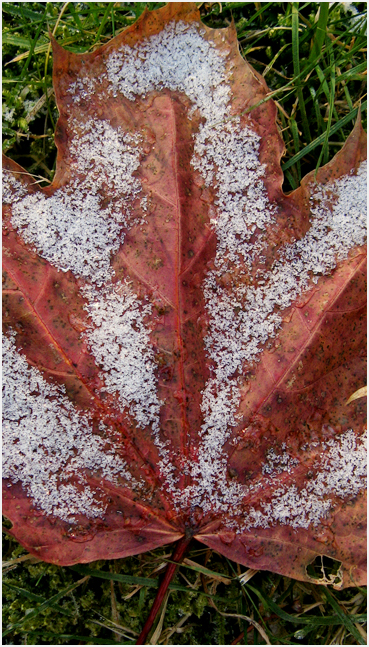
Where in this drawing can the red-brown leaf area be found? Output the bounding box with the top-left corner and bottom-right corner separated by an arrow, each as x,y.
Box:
2,3 -> 366,587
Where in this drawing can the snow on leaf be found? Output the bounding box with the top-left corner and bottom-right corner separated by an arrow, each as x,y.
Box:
2,3 -> 366,587
3,332 -> 136,523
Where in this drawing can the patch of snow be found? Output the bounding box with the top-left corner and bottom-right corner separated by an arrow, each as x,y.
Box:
9,118 -> 143,286
105,21 -> 230,125
262,446 -> 300,476
11,187 -> 122,284
83,281 -> 162,432
188,160 -> 366,516
2,332 -> 136,522
102,19 -> 366,521
3,172 -> 28,204
67,76 -> 98,104
68,119 -> 142,218
257,430 -> 367,530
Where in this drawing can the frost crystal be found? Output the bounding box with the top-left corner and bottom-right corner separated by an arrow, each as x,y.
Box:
105,21 -> 230,124
83,282 -> 161,432
3,172 -> 28,204
69,119 -> 142,215
262,447 -> 299,476
3,333 -> 135,522
10,119 -> 143,286
259,430 -> 367,530
11,188 -> 122,284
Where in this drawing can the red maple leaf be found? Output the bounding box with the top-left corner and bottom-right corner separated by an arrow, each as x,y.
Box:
3,1 -> 366,609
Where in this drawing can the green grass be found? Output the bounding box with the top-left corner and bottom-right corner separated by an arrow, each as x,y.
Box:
3,529 -> 368,645
2,1 -> 367,191
2,2 -> 367,644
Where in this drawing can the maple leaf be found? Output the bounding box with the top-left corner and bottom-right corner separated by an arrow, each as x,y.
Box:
2,0 -> 366,597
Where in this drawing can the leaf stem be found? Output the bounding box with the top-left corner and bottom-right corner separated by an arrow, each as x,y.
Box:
136,534 -> 193,645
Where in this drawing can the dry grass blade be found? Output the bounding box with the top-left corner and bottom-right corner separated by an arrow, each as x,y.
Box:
44,1 -> 70,74
2,552 -> 42,569
182,557 -> 232,584
25,87 -> 54,124
149,591 -> 170,645
346,386 -> 367,405
123,584 -> 143,601
238,568 -> 258,585
158,612 -> 192,644
89,617 -> 138,641
354,623 -> 368,643
110,580 -> 121,643
5,43 -> 50,66
213,607 -> 271,645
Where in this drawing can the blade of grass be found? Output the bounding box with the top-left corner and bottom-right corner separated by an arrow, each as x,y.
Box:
3,34 -> 47,49
111,4 -> 115,38
323,587 -> 366,645
309,2 -> 330,63
226,559 -> 271,637
6,37 -> 98,64
241,53 -> 331,119
2,576 -> 89,638
282,100 -> 367,171
309,85 -> 323,132
334,35 -> 367,67
294,624 -> 314,640
262,42 -> 289,78
89,618 -> 137,641
292,2 -> 311,143
314,63 -> 343,140
91,610 -> 138,638
284,169 -> 298,190
148,590 -> 170,644
234,2 -> 275,37
68,2 -> 84,31
69,564 -> 232,603
290,117 -> 302,182
44,2 -> 70,78
314,64 -> 333,104
2,2 -> 44,21
87,2 -> 102,27
346,385 -> 367,405
246,582 -> 365,628
3,581 -> 71,616
69,564 -> 160,587
165,557 -> 232,582
2,552 -> 42,567
337,61 -> 367,83
90,2 -> 114,48
214,608 -> 271,645
316,46 -> 336,169
18,3 -> 48,82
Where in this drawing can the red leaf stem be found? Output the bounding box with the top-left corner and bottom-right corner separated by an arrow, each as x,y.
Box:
136,533 -> 192,644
